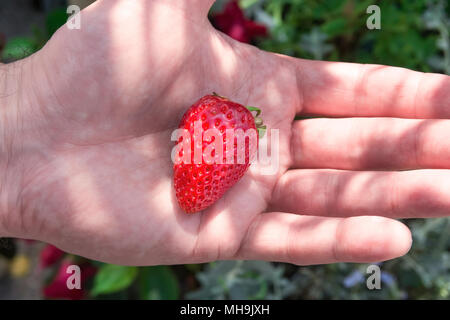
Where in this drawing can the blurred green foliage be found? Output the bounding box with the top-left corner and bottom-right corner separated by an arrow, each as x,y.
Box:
1,0 -> 449,300
186,261 -> 295,299
91,264 -> 138,297
245,0 -> 449,74
2,37 -> 36,61
1,8 -> 67,61
138,266 -> 179,299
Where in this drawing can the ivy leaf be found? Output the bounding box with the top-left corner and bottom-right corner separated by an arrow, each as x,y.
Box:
91,264 -> 138,297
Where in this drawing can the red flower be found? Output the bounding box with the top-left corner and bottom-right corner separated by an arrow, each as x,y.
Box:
43,261 -> 97,300
212,1 -> 267,43
40,244 -> 65,268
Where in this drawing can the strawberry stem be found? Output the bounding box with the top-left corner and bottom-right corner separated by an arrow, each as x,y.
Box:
245,106 -> 266,138
212,92 -> 227,99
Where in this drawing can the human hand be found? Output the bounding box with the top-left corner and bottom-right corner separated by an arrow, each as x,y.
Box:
1,0 -> 449,266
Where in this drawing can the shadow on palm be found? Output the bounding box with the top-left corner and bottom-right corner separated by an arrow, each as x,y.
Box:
26,0 -> 296,265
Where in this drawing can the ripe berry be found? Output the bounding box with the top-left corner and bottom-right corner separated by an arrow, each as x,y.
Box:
173,93 -> 265,213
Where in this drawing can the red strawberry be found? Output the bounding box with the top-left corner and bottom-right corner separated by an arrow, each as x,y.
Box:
174,93 -> 265,213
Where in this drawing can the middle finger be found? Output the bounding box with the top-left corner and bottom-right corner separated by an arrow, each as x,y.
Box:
291,118 -> 450,170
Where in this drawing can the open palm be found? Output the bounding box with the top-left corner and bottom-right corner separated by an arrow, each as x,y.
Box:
13,0 -> 449,265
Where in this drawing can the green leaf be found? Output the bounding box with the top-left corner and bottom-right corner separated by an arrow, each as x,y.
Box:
321,18 -> 347,37
239,0 -> 262,9
46,8 -> 68,36
91,264 -> 138,297
139,266 -> 179,300
185,264 -> 202,273
2,37 -> 36,61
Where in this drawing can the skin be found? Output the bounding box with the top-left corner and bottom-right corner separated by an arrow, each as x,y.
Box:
0,0 -> 449,266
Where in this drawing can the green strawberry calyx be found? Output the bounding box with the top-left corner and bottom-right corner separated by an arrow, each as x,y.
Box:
245,106 -> 266,138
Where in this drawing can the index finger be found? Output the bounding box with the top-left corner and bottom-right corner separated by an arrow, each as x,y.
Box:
286,58 -> 450,119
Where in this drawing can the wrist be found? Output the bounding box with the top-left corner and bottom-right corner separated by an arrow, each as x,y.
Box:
0,59 -> 34,237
